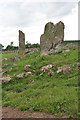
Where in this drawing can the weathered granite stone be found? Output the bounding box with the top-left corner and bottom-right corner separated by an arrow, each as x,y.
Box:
19,30 -> 25,54
40,21 -> 65,55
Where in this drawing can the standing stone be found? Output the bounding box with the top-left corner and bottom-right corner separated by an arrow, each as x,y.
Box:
40,21 -> 65,55
40,22 -> 55,55
19,30 -> 25,54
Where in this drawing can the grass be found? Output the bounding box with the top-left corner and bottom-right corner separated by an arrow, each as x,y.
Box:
2,47 -> 78,118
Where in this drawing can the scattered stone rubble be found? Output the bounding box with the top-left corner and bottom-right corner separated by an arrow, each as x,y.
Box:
57,65 -> 73,74
40,63 -> 74,76
2,57 -> 20,62
40,64 -> 57,73
14,65 -> 34,79
1,68 -> 13,75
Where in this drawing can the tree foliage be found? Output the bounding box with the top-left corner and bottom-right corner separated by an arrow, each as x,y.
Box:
5,45 -> 18,51
25,42 -> 40,49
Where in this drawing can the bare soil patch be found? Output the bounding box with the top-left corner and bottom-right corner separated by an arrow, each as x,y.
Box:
2,106 -> 67,118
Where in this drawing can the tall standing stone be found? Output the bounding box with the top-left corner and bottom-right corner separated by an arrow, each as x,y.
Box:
19,30 -> 25,54
40,21 -> 65,56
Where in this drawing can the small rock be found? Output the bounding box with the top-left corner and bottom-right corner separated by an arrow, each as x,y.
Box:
57,65 -> 72,74
2,58 -> 8,62
8,57 -> 20,62
30,80 -> 34,83
13,63 -> 17,66
48,70 -> 54,77
33,70 -> 35,72
65,49 -> 70,52
24,65 -> 34,72
63,67 -> 72,74
14,57 -> 20,61
3,64 -> 9,67
24,67 -> 33,72
40,64 -> 53,73
25,65 -> 31,67
52,63 -> 57,68
9,68 -> 12,72
57,67 -> 62,73
0,76 -> 12,84
13,74 -> 16,77
16,73 -> 24,79
25,72 -> 32,77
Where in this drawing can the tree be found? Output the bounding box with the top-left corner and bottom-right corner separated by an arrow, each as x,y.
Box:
5,45 -> 18,51
10,42 -> 13,46
25,41 -> 40,49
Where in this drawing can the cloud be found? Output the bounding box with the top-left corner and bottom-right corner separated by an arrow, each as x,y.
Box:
0,1 -> 78,48
0,2 -> 77,27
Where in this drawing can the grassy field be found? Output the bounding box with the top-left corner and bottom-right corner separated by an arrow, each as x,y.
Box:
2,47 -> 78,118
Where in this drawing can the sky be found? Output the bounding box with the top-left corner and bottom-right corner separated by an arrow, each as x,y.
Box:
0,0 -> 78,48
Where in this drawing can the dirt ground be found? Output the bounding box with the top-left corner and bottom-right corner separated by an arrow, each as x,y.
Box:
2,106 -> 68,118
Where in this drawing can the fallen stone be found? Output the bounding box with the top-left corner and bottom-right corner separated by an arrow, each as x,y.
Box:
52,63 -> 57,68
16,73 -> 24,79
57,67 -> 62,73
2,57 -> 20,62
57,65 -> 72,74
0,76 -> 12,84
62,66 -> 72,74
25,65 -> 31,67
65,49 -> 70,52
13,63 -> 17,66
2,58 -> 8,62
24,65 -> 34,72
3,64 -> 9,67
40,64 -> 53,73
24,67 -> 33,72
8,57 -> 20,62
48,70 -> 54,77
25,72 -> 32,77
30,80 -> 34,83
13,74 -> 16,77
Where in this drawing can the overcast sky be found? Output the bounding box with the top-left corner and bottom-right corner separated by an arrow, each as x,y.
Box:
0,0 -> 78,48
